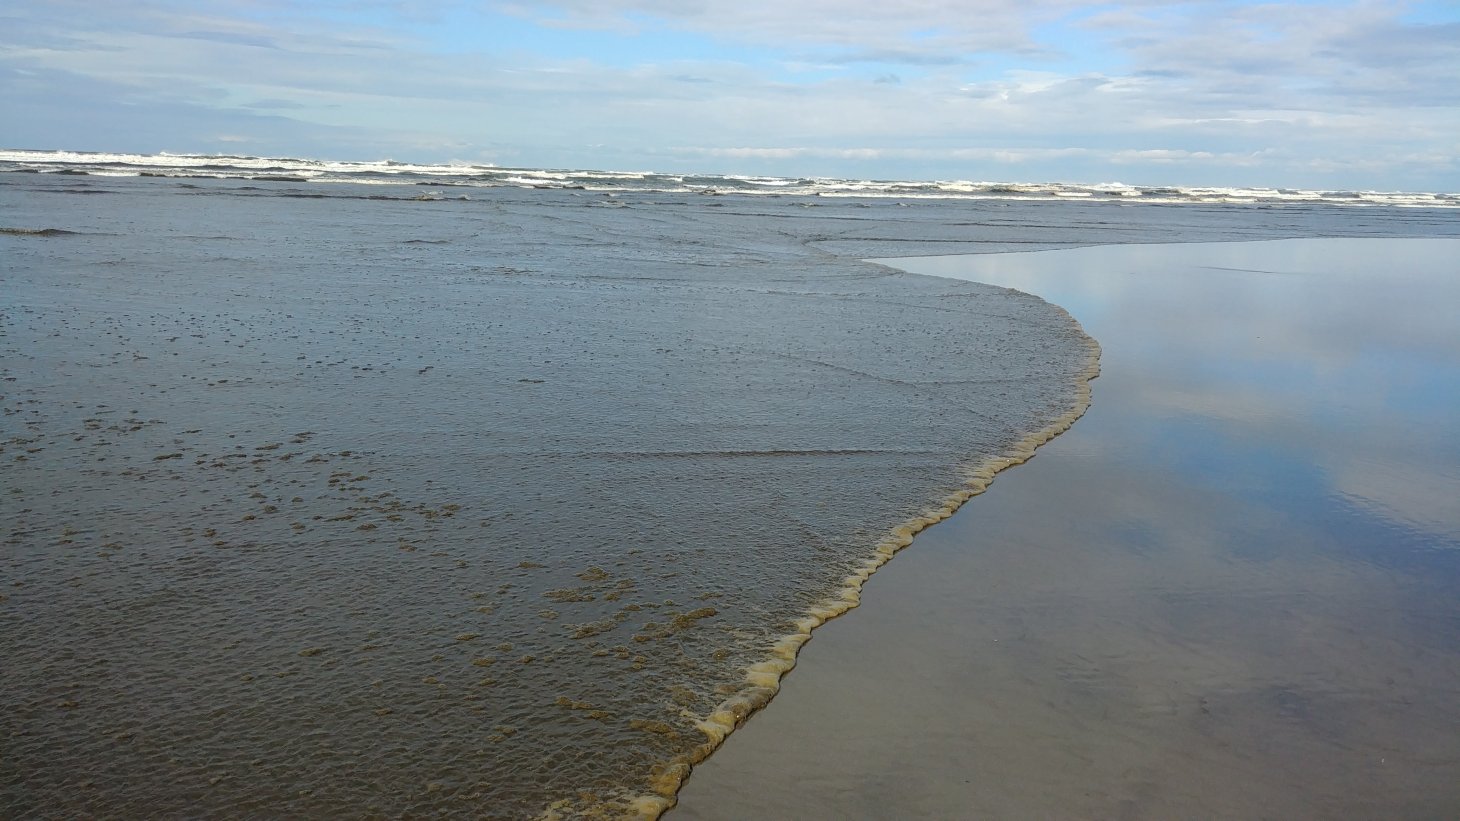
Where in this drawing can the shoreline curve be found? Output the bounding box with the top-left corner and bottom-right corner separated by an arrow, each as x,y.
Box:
614,279 -> 1103,820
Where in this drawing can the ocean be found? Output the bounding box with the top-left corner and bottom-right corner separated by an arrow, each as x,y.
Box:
2,149 -> 1457,818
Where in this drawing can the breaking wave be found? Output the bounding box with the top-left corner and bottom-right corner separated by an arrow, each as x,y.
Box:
3,148 -> 1455,208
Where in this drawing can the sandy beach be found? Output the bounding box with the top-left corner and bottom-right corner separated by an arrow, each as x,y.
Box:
673,239 -> 1460,819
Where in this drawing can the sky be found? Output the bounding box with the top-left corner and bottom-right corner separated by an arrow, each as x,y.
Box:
2,0 -> 1458,189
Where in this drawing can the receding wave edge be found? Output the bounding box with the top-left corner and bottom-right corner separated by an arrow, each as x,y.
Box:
550,292 -> 1103,820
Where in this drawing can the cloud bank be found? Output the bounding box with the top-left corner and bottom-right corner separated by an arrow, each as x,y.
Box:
1,0 -> 1456,188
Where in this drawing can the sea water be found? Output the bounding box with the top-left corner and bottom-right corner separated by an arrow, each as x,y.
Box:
2,155 -> 1456,818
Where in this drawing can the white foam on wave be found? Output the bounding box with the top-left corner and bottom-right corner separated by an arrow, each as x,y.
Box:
3,148 -> 1456,207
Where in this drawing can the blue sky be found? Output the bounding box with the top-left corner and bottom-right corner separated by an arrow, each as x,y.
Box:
2,0 -> 1457,189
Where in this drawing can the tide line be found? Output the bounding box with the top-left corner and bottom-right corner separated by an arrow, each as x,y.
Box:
619,301 -> 1103,820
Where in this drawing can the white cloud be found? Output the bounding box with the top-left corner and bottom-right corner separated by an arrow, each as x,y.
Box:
493,0 -> 1054,52
1,1 -> 1457,188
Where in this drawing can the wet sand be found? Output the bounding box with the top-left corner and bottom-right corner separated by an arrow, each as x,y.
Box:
672,239 -> 1460,819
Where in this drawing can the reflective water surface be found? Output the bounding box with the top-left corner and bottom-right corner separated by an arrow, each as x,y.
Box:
674,238 -> 1460,819
902,238 -> 1460,555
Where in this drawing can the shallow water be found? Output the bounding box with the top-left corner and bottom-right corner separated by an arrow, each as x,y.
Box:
3,171 -> 1457,817
675,237 -> 1460,819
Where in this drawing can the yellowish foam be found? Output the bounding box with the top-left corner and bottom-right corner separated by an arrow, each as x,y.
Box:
541,301 -> 1101,820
